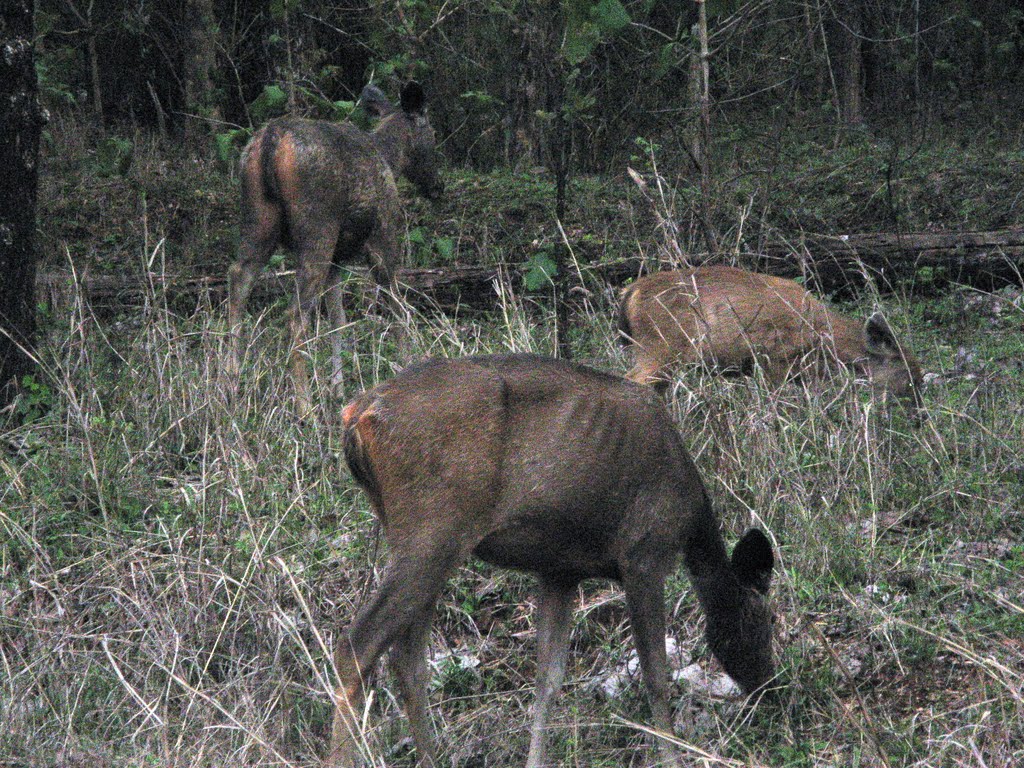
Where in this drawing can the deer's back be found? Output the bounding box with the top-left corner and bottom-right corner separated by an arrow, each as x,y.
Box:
623,266 -> 841,372
342,355 -> 709,582
241,117 -> 398,230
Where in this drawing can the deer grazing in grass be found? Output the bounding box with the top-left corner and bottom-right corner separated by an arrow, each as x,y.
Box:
226,82 -> 444,415
332,354 -> 777,768
619,266 -> 923,410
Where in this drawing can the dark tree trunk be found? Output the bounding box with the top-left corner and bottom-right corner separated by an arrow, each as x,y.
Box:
506,0 -> 542,167
272,0 -> 298,112
546,0 -> 572,360
183,0 -> 222,142
0,0 -> 43,402
692,0 -> 717,253
825,0 -> 864,126
64,0 -> 104,123
803,1 -> 825,101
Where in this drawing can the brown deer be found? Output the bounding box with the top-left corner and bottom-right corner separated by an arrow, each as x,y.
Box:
226,82 -> 444,415
332,354 -> 776,768
619,266 -> 923,410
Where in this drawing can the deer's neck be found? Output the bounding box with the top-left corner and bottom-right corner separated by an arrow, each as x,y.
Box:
817,309 -> 869,368
372,114 -> 409,177
683,527 -> 744,634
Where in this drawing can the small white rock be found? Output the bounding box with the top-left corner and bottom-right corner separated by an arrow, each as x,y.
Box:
674,663 -> 741,698
430,650 -> 480,671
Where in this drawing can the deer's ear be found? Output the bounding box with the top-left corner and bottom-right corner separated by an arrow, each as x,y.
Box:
359,84 -> 394,117
400,81 -> 427,115
731,529 -> 775,595
864,312 -> 900,357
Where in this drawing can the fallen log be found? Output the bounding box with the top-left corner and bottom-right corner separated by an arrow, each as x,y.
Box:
36,227 -> 1024,314
35,264 -> 514,315
753,229 -> 1024,294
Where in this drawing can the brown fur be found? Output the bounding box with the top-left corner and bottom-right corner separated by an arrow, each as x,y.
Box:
619,266 -> 923,409
330,354 -> 777,768
226,83 -> 443,416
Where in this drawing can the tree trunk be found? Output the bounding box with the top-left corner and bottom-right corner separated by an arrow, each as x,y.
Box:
507,0 -> 542,167
547,0 -> 572,360
183,0 -> 221,142
0,0 -> 43,402
693,0 -> 717,252
282,1 -> 297,112
804,1 -> 825,101
64,0 -> 104,123
86,30 -> 103,123
825,0 -> 864,126
268,0 -> 298,112
912,0 -> 920,110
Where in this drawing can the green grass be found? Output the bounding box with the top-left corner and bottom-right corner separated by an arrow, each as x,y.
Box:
2,243 -> 1022,766
9,113 -> 1024,766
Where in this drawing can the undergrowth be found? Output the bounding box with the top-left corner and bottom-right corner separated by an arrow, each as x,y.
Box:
37,113 -> 1024,282
2,240 -> 1022,767
8,110 -> 1024,766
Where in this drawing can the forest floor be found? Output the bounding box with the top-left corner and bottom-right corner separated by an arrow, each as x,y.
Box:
2,114 -> 1023,767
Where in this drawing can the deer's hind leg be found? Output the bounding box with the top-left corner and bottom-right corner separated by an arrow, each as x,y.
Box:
287,219 -> 340,417
363,200 -> 409,366
391,605 -> 439,766
326,241 -> 357,402
329,530 -> 467,768
227,162 -> 282,384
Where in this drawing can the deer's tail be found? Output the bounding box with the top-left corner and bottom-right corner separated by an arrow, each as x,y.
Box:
341,398 -> 382,504
240,123 -> 285,205
257,123 -> 284,204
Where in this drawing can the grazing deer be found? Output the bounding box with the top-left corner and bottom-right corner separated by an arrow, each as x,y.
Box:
332,354 -> 776,768
226,82 -> 444,415
619,266 -> 923,410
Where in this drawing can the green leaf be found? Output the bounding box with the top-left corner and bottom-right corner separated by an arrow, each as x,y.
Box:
268,0 -> 286,21
331,100 -> 356,120
522,252 -> 559,292
215,128 -> 251,164
215,132 -> 235,164
564,22 -> 600,65
460,90 -> 502,108
562,0 -> 631,64
655,41 -> 679,79
591,0 -> 630,33
250,84 -> 288,124
569,90 -> 596,114
435,237 -> 455,260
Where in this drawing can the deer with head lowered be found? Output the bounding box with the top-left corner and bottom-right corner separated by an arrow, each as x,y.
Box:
226,82 -> 443,415
619,266 -> 923,411
331,353 -> 777,768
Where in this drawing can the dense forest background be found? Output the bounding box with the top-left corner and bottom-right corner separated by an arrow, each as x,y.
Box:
36,0 -> 1024,163
30,0 -> 1024,294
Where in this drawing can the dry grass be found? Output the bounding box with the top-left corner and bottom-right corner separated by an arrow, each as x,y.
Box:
2,239 -> 1023,768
